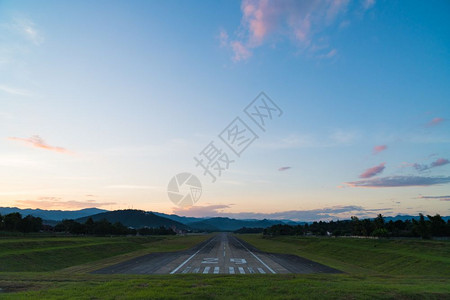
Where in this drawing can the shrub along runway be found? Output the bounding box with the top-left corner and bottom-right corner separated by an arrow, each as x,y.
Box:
93,233 -> 341,275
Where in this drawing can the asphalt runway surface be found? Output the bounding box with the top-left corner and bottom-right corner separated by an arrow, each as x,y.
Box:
93,233 -> 341,275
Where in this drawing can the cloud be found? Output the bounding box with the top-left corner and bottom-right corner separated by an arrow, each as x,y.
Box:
346,176 -> 450,188
13,17 -> 44,46
8,135 -> 72,154
359,162 -> 385,178
105,185 -> 163,190
278,166 -> 292,171
0,84 -> 33,97
431,158 -> 449,168
362,0 -> 376,10
373,144 -> 387,154
173,204 -> 389,222
172,204 -> 231,218
426,117 -> 445,127
418,195 -> 450,202
221,0 -> 374,61
15,199 -> 116,210
413,158 -> 449,172
231,41 -> 252,61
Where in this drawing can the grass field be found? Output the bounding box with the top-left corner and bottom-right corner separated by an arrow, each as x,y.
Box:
0,234 -> 449,299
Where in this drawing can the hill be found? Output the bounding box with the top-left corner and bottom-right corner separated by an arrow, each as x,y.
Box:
0,207 -> 107,221
76,209 -> 189,229
186,217 -> 286,231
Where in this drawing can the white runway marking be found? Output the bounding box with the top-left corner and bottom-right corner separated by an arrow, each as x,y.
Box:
202,258 -> 218,264
232,237 -> 276,274
182,267 -> 191,274
238,267 -> 245,274
170,238 -> 215,274
248,267 -> 255,274
213,267 -> 219,274
229,267 -> 235,274
203,267 -> 210,274
258,268 -> 266,274
193,267 -> 200,273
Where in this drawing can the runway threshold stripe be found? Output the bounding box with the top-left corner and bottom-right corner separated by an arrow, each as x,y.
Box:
229,267 -> 235,274
258,268 -> 266,274
170,238 -> 215,274
203,267 -> 210,274
193,267 -> 200,273
213,267 -> 219,274
248,267 -> 255,274
232,237 -> 276,274
182,267 -> 191,274
238,267 -> 245,274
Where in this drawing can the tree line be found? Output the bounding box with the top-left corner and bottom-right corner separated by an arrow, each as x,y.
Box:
0,213 -> 176,235
262,214 -> 450,239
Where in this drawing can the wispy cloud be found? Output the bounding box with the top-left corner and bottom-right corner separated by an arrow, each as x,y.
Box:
172,204 -> 231,218
426,117 -> 445,127
418,195 -> 450,202
8,135 -> 72,154
173,204 -> 389,222
221,0 -> 374,61
373,144 -> 387,154
278,166 -> 291,171
413,158 -> 449,172
346,176 -> 450,188
105,185 -> 163,190
12,17 -> 44,46
0,84 -> 33,97
359,162 -> 385,178
15,199 -> 115,210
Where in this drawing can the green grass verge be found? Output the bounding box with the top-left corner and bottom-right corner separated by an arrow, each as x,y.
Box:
0,273 -> 448,299
0,234 -> 449,299
0,235 -> 210,272
236,234 -> 450,276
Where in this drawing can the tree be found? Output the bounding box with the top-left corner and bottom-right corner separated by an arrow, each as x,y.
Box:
4,212 -> 22,231
427,214 -> 446,237
413,214 -> 430,239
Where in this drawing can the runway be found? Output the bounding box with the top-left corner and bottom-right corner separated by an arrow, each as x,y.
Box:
93,233 -> 341,275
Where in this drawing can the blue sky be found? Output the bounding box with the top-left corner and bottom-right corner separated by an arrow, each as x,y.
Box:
0,0 -> 449,220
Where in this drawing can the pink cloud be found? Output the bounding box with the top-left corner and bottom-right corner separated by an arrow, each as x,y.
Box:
427,117 -> 445,127
231,41 -> 252,61
373,144 -> 387,154
414,158 -> 449,172
346,176 -> 450,188
222,0 -> 353,61
8,135 -> 72,154
359,162 -> 385,178
431,158 -> 449,168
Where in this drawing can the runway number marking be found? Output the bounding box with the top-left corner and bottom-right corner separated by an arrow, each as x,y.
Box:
170,237 -> 215,274
230,258 -> 247,264
202,258 -> 218,264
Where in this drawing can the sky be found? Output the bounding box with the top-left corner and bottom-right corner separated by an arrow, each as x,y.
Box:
0,0 -> 449,221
